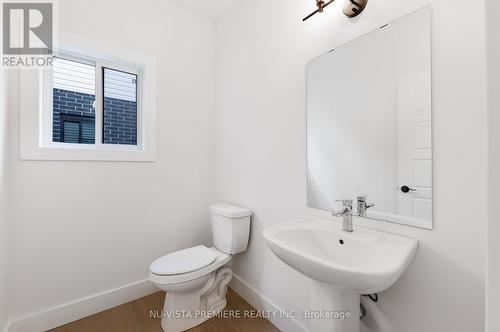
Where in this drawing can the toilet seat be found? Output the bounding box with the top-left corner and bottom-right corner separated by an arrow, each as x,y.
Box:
150,246 -> 217,276
149,247 -> 231,285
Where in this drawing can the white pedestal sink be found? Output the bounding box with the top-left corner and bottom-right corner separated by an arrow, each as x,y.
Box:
263,217 -> 418,332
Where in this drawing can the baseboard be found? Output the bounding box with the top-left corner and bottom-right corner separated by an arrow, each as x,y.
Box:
230,273 -> 308,332
6,278 -> 157,332
5,274 -> 307,332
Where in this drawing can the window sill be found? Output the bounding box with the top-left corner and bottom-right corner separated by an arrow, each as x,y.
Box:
43,142 -> 142,152
21,144 -> 156,162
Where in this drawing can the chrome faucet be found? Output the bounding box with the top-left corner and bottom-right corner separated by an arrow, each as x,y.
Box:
357,196 -> 375,217
332,199 -> 353,232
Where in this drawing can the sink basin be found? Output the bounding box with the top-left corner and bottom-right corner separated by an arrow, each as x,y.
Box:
263,217 -> 418,332
263,217 -> 418,294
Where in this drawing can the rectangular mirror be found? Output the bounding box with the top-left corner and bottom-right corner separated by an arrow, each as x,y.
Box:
306,7 -> 432,229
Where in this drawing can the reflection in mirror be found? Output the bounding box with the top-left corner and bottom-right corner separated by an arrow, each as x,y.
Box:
306,7 -> 432,229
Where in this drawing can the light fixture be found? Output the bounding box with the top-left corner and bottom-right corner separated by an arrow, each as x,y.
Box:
303,0 -> 368,21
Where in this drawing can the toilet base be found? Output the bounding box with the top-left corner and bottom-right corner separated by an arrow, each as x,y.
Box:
160,266 -> 233,332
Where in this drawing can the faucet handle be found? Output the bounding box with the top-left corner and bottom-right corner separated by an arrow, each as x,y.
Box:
358,195 -> 373,203
357,196 -> 375,207
335,199 -> 353,207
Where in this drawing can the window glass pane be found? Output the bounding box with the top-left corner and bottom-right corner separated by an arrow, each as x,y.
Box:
63,121 -> 80,143
53,57 -> 96,144
103,68 -> 137,145
59,114 -> 95,144
82,121 -> 95,144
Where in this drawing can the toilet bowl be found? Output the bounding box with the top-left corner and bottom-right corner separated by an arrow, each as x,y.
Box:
149,203 -> 252,332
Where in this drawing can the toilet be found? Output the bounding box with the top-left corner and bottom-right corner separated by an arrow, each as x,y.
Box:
149,203 -> 252,332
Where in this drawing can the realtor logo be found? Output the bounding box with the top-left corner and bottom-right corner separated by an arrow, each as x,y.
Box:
1,1 -> 54,67
2,2 -> 52,55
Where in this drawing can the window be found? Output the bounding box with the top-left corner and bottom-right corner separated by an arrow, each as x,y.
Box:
19,42 -> 156,162
49,54 -> 140,148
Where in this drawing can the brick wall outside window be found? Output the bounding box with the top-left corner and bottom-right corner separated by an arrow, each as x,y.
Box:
104,97 -> 137,145
53,89 -> 95,142
53,88 -> 137,145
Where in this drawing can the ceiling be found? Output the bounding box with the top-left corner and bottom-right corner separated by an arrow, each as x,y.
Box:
169,0 -> 234,19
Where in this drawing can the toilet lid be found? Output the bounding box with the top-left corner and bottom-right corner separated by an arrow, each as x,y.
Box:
150,245 -> 217,275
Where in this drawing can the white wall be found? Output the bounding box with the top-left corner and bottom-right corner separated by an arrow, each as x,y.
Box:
6,0 -> 215,321
0,68 -> 10,330
486,0 -> 500,330
215,1 -> 487,331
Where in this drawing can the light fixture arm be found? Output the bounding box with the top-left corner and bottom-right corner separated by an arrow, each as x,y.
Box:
316,0 -> 327,12
302,0 -> 367,21
303,0 -> 335,22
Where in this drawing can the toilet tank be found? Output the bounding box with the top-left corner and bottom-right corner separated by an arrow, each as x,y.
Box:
210,203 -> 252,254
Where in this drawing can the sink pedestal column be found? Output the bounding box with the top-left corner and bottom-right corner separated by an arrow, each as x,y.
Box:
310,280 -> 360,332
